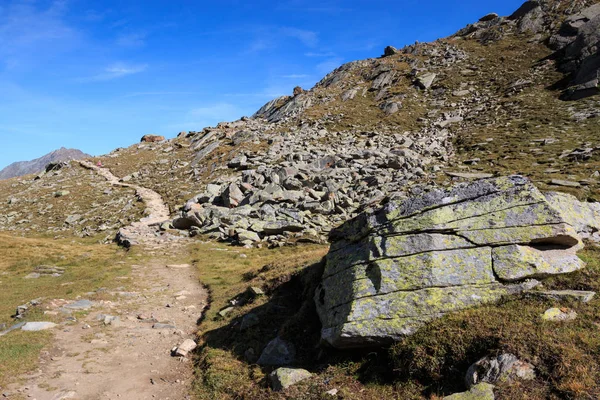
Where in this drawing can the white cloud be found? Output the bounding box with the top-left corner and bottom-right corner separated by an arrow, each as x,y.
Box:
79,63 -> 148,82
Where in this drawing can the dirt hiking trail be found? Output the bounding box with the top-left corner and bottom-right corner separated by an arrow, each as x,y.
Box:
9,162 -> 208,400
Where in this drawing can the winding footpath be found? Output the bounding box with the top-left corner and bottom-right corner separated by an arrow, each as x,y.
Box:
78,160 -> 171,247
9,161 -> 208,400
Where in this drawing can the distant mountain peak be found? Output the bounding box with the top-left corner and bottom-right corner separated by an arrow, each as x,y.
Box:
0,148 -> 91,180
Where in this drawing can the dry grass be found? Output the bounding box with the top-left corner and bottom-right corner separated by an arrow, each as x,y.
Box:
0,162 -> 144,237
0,233 -> 143,388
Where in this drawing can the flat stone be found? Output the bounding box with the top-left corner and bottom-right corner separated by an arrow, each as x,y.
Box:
526,290 -> 595,303
445,171 -> 494,179
269,368 -> 312,391
152,323 -> 176,329
0,322 -> 26,337
21,322 -> 57,331
549,179 -> 581,188
63,299 -> 94,310
218,307 -> 235,318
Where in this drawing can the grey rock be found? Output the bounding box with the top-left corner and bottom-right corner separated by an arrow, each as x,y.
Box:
316,176 -> 591,348
526,289 -> 595,303
269,368 -> 312,391
479,13 -> 499,22
21,322 -> 57,331
63,299 -> 94,310
466,353 -> 535,388
0,322 -> 26,337
257,337 -> 296,366
445,171 -> 494,179
152,322 -> 177,329
383,46 -> 399,57
549,179 -> 581,188
415,72 -> 437,89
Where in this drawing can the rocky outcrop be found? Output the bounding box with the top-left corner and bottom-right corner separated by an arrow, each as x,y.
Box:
314,176 -> 595,348
550,3 -> 600,99
141,134 -> 166,143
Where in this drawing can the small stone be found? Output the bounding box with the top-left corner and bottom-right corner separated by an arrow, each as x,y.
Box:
466,353 -> 535,388
174,339 -> 197,357
269,367 -> 312,391
542,307 -> 577,321
416,72 -> 437,90
325,388 -> 339,396
248,286 -> 264,296
152,323 -> 177,330
218,307 -> 235,318
257,337 -> 296,366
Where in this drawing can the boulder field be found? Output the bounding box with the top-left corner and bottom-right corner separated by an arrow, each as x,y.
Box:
315,176 -> 600,348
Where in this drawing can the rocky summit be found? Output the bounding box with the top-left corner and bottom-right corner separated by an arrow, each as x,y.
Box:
315,176 -> 599,348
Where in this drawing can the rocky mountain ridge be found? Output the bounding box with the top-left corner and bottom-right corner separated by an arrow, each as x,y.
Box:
0,147 -> 90,181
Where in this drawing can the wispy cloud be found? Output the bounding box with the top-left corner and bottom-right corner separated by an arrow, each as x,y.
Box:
0,0 -> 79,69
281,27 -> 318,47
79,63 -> 148,82
282,74 -> 309,79
305,51 -> 336,57
116,32 -> 147,47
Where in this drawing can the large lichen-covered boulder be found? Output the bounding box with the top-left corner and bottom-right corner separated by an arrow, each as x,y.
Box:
315,176 -> 596,348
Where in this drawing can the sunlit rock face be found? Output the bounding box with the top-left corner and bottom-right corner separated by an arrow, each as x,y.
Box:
315,175 -> 600,348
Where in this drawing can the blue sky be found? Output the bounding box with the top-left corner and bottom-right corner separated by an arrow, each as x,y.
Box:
0,0 -> 525,169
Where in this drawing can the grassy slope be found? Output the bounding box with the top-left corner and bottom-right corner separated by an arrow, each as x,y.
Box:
189,26 -> 600,400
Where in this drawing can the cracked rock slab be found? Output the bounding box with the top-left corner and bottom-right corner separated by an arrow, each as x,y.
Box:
316,176 -> 593,348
